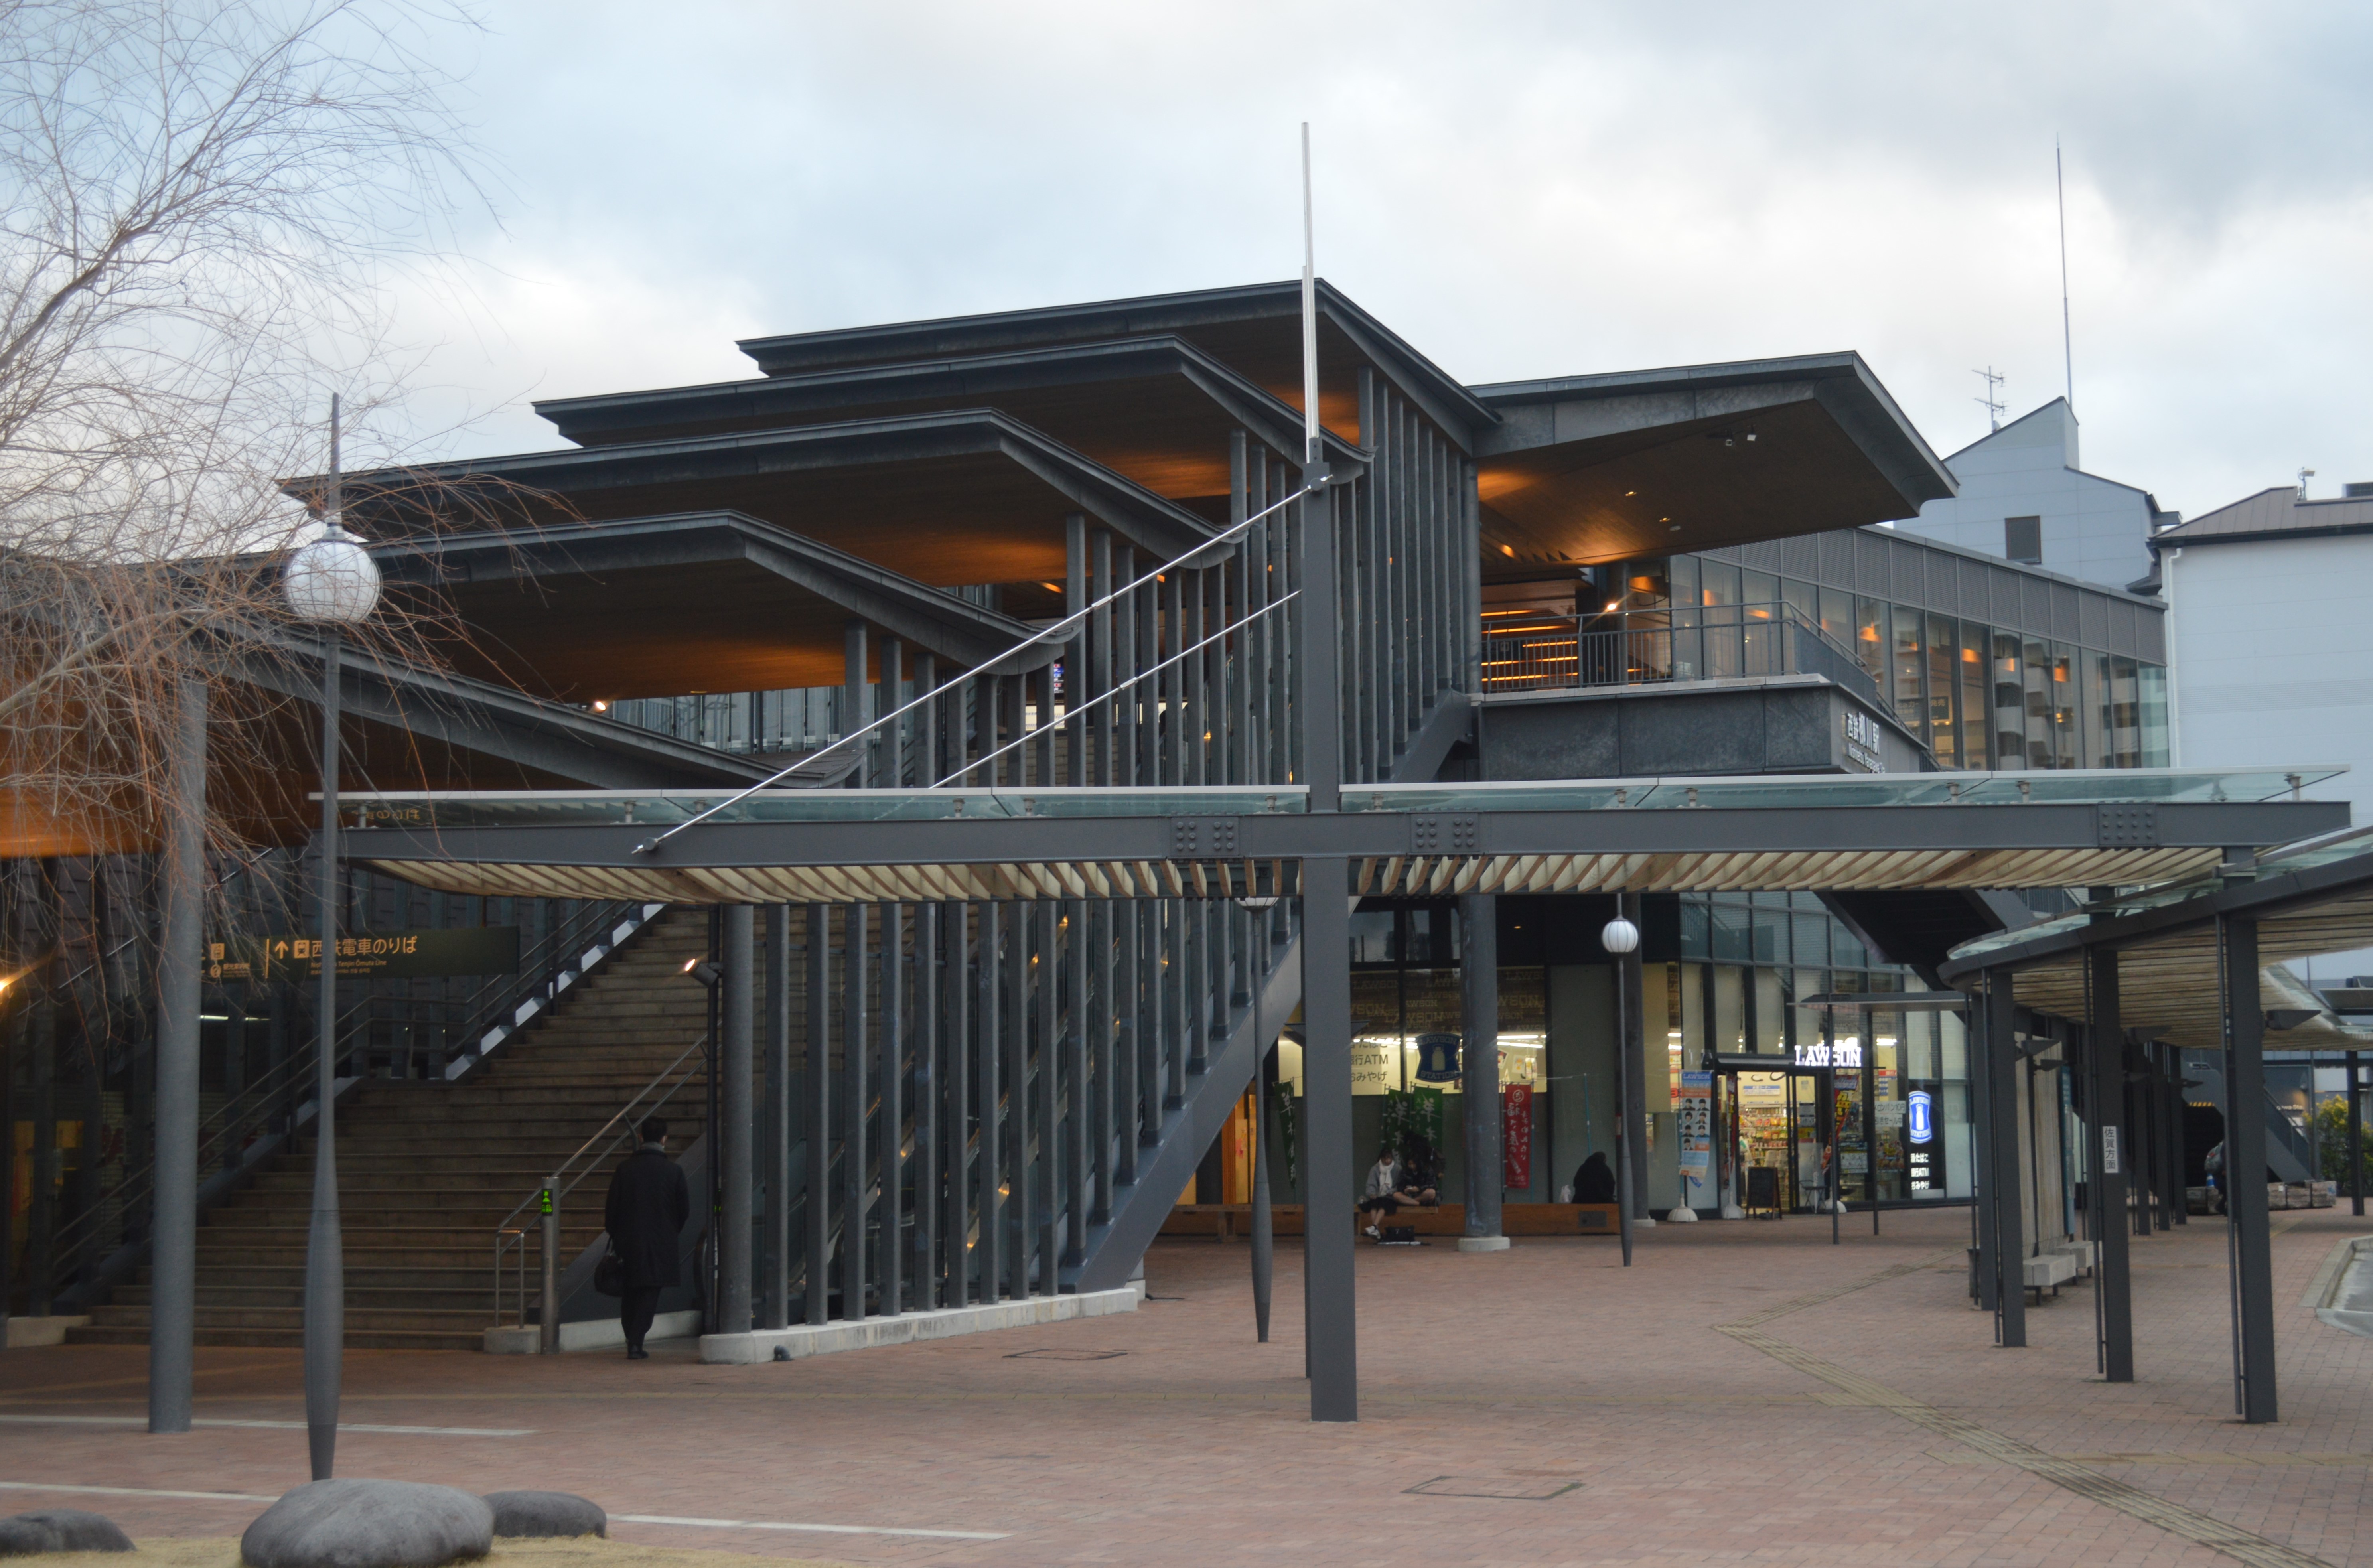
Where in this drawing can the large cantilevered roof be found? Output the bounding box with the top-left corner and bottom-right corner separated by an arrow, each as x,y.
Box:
323,410 -> 1228,589
341,770 -> 2344,908
532,335 -> 1367,510
1469,353 -> 1956,572
374,510 -> 1060,703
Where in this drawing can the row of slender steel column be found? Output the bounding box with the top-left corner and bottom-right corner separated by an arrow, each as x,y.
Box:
1972,914 -> 2281,1422
719,884 -> 1298,1329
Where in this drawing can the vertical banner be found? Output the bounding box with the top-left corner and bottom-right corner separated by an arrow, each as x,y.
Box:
1678,1071 -> 1714,1202
1501,1084 -> 1533,1191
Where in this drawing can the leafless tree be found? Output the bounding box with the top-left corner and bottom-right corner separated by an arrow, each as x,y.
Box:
0,0 -> 493,890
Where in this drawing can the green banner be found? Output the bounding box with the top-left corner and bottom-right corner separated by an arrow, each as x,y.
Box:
207,926 -> 521,983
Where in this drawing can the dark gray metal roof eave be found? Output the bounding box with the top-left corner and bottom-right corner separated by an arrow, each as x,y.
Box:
299,408 -> 1226,564
734,279 -> 1501,442
533,335 -> 1363,465
1469,350 -> 1955,515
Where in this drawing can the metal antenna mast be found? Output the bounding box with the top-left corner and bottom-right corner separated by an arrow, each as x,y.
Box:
1973,366 -> 2006,433
2057,137 -> 2074,408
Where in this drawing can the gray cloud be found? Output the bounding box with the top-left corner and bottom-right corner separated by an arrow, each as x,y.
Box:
386,0 -> 2373,519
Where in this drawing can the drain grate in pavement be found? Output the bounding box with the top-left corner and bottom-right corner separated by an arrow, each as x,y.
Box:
1404,1475 -> 1582,1500
1004,1348 -> 1127,1361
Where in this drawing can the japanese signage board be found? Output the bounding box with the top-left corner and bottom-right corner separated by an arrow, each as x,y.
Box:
207,926 -> 521,983
1502,1084 -> 1532,1191
1842,709 -> 1887,773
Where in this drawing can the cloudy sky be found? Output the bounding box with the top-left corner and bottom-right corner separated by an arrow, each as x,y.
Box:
390,1 -> 2373,521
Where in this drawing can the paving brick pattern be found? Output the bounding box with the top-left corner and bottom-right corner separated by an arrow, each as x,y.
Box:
3,1206 -> 2369,1566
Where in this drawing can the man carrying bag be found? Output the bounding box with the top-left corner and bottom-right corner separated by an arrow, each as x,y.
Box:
602,1116 -> 691,1359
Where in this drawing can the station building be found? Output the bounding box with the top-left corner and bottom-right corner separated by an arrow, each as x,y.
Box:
0,281 -> 2330,1389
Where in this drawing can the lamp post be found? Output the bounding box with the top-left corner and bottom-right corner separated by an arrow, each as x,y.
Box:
1602,914 -> 1640,1268
283,396 -> 380,1480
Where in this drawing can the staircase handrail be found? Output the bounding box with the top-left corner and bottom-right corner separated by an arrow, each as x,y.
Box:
491,1029 -> 710,1335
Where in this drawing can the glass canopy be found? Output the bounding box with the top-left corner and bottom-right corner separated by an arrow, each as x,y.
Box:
347,766 -> 2344,832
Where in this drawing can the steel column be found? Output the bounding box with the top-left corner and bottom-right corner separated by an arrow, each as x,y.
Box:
915,902 -> 938,1306
945,902 -> 971,1306
1459,893 -> 1503,1242
843,904 -> 868,1320
2220,914 -> 2277,1423
2349,1049 -> 2363,1218
978,903 -> 1001,1302
879,903 -> 903,1315
803,905 -> 828,1325
1298,454 -> 1355,1420
718,904 -> 754,1334
1986,970 -> 2027,1348
763,905 -> 791,1329
149,675 -> 204,1434
2087,948 -> 2132,1381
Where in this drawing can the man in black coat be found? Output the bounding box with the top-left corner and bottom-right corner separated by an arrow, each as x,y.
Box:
603,1116 -> 691,1359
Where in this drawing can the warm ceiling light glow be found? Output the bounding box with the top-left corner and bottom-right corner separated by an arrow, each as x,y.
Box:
591,700 -> 609,712
1499,544 -> 1516,557
1041,582 -> 1063,595
1625,490 -> 1637,497
1604,600 -> 1621,612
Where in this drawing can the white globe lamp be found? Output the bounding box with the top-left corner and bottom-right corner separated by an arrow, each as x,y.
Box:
283,524 -> 381,625
1600,917 -> 1639,955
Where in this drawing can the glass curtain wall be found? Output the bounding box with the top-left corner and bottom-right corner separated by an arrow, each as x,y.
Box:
1638,551 -> 2170,769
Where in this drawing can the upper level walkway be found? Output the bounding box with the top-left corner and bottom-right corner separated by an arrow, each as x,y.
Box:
4,1205 -> 2369,1568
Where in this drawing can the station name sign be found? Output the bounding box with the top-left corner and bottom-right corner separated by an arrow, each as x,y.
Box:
1842,710 -> 1887,773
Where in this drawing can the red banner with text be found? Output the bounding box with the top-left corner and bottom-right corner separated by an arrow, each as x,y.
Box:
1502,1084 -> 1533,1191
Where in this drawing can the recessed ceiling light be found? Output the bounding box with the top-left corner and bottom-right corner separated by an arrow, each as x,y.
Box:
1499,543 -> 1515,557
1625,490 -> 1637,497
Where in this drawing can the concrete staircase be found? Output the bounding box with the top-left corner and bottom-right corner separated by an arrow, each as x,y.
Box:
71,908 -> 722,1351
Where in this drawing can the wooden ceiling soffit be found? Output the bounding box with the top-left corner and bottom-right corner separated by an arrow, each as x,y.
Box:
383,511 -> 1058,676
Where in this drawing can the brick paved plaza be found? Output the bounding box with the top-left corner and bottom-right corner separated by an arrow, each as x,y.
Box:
3,1207 -> 2370,1568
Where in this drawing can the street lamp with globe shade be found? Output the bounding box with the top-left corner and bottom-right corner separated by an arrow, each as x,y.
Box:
284,396 -> 378,1481
1600,915 -> 1643,1264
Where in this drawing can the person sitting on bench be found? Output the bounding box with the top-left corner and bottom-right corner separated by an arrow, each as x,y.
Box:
1400,1136 -> 1442,1207
1360,1145 -> 1409,1237
1571,1150 -> 1618,1206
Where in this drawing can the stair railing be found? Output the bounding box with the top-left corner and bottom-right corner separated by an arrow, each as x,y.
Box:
491,1030 -> 710,1351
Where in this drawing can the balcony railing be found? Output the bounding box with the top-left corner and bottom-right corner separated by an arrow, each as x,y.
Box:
1479,602 -> 1879,702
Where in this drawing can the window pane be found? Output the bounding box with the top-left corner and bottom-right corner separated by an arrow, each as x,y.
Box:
2023,635 -> 2055,768
1925,613 -> 1959,767
2138,664 -> 2170,766
1753,967 -> 1785,1054
1992,631 -> 2026,771
1782,577 -> 1817,624
1700,559 -> 1741,607
2107,654 -> 2139,768
1819,586 -> 1853,649
1960,625 -> 1990,769
1854,596 -> 1890,685
1892,607 -> 1926,744
2050,642 -> 2079,769
1714,964 -> 1746,1055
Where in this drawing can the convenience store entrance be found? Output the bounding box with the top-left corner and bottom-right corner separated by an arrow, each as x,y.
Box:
1724,1065 -> 1826,1214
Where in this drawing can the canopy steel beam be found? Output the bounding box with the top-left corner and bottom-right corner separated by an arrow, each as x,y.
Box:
347,799 -> 2342,879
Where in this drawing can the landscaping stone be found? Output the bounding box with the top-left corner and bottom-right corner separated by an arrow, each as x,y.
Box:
0,1509 -> 135,1554
480,1494 -> 605,1540
241,1480 -> 492,1568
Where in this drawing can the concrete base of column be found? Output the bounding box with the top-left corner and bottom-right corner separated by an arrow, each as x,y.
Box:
1456,1235 -> 1511,1252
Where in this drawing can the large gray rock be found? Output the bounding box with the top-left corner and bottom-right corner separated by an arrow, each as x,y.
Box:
0,1509 -> 135,1554
241,1480 -> 492,1568
481,1493 -> 605,1540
